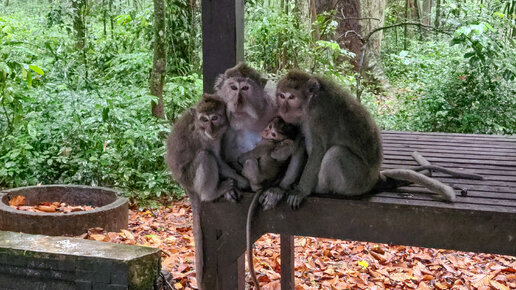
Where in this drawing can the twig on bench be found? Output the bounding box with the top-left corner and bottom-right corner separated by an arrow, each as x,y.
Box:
409,165 -> 484,180
412,151 -> 432,176
411,151 -> 484,180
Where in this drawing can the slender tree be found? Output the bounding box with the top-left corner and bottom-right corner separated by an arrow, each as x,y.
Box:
435,0 -> 441,29
294,0 -> 311,36
150,0 -> 167,118
72,0 -> 86,50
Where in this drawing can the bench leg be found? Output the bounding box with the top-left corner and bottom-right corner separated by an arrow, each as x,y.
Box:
219,252 -> 245,290
280,234 -> 295,290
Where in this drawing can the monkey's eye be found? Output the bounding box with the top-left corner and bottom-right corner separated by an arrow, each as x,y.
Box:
211,115 -> 219,121
288,95 -> 295,100
200,116 -> 209,123
269,124 -> 272,129
241,85 -> 249,91
278,93 -> 285,99
272,132 -> 277,138
230,85 -> 238,90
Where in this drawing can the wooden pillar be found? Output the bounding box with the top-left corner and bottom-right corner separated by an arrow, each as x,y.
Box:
280,234 -> 295,289
202,0 -> 244,93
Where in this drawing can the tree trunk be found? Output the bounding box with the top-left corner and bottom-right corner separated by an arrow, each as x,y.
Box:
435,0 -> 441,29
103,0 -> 107,36
294,0 -> 310,32
150,0 -> 167,119
316,0 -> 362,68
72,0 -> 86,50
5,0 -> 8,7
359,0 -> 388,89
404,0 -> 409,50
422,0 -> 432,26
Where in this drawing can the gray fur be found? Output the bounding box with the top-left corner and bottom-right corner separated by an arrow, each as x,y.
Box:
214,63 -> 277,167
239,118 -> 300,191
275,71 -> 455,209
166,94 -> 247,202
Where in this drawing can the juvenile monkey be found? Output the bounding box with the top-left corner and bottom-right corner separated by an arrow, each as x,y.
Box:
166,94 -> 249,202
214,63 -> 278,171
239,117 -> 299,191
267,70 -> 456,209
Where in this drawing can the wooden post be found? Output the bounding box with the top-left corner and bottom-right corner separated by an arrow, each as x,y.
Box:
280,234 -> 295,290
202,0 -> 244,93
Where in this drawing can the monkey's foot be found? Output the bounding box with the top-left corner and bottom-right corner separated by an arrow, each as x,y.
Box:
220,179 -> 241,203
260,187 -> 285,211
286,189 -> 307,210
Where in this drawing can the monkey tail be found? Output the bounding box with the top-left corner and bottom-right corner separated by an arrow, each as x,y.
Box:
379,169 -> 456,202
247,190 -> 263,290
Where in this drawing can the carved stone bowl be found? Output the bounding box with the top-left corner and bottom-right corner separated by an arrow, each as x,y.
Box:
0,185 -> 128,236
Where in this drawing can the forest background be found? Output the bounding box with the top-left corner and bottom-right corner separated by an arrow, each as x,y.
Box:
1,0 -> 515,204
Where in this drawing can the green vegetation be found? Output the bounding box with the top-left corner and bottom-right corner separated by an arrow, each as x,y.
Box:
1,0 -> 514,203
378,0 -> 516,134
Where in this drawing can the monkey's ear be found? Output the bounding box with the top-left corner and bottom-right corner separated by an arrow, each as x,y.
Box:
306,78 -> 320,94
214,74 -> 225,90
189,107 -> 196,116
259,77 -> 267,88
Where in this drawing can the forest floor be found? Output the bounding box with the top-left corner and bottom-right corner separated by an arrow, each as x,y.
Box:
79,199 -> 516,289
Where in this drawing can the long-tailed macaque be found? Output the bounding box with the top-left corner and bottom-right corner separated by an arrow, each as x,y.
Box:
214,63 -> 277,171
239,117 -> 299,191
270,70 -> 456,209
166,94 -> 249,202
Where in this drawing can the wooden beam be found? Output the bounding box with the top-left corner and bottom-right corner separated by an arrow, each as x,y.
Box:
202,0 -> 244,93
280,234 -> 295,290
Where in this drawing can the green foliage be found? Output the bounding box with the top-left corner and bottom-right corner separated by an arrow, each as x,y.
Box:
0,85 -> 176,200
0,1 -> 201,203
244,4 -> 354,84
381,0 -> 516,134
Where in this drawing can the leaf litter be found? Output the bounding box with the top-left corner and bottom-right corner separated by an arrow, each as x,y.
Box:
9,195 -> 96,213
75,198 -> 516,289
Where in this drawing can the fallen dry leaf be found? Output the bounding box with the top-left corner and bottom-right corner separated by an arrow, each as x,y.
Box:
9,195 -> 25,206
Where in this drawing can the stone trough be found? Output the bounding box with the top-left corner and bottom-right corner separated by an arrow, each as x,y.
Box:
0,185 -> 128,236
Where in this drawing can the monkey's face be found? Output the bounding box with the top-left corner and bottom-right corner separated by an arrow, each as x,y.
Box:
219,77 -> 264,125
195,110 -> 228,140
277,72 -> 319,125
261,120 -> 287,141
276,88 -> 306,125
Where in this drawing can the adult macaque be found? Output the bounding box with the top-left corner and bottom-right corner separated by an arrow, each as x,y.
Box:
214,63 -> 277,170
166,94 -> 249,202
239,117 -> 299,191
270,70 -> 455,209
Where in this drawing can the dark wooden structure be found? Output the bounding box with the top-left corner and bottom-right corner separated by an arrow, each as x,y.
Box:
200,1 -> 516,289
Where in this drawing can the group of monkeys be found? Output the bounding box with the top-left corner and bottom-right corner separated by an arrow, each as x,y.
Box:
166,63 -> 459,210
165,63 -> 480,288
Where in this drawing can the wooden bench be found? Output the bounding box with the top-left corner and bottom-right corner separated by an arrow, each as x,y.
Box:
198,1 -> 516,288
191,131 -> 516,289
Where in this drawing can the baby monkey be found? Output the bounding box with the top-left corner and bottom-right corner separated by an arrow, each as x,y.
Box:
239,117 -> 299,191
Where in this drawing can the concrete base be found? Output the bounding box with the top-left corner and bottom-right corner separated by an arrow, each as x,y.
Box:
0,231 -> 160,290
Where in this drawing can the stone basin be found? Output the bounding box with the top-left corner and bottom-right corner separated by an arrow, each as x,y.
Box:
0,185 -> 128,236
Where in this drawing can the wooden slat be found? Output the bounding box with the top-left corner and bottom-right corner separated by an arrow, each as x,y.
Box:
382,130 -> 516,141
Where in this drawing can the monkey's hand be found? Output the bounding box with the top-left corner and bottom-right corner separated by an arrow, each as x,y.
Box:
220,179 -> 241,203
271,139 -> 295,161
259,187 -> 285,211
286,188 -> 307,210
235,175 -> 250,190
